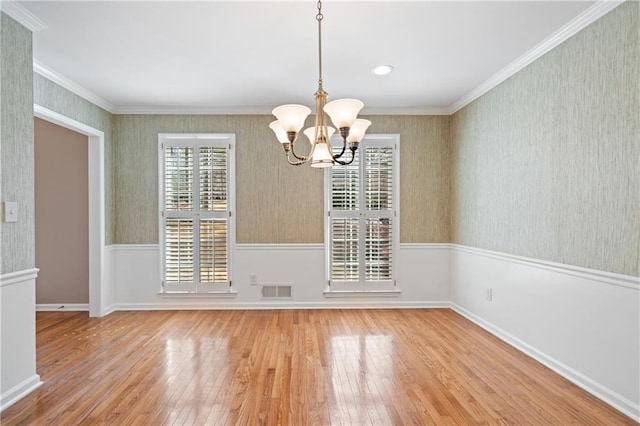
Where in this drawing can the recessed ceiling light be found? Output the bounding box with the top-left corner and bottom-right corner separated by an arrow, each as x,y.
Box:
372,65 -> 394,76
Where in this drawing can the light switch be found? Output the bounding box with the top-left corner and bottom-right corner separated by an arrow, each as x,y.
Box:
3,202 -> 18,222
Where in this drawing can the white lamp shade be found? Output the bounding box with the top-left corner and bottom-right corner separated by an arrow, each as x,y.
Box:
310,141 -> 335,168
269,120 -> 289,144
271,104 -> 311,133
323,98 -> 364,129
346,119 -> 372,143
303,126 -> 336,145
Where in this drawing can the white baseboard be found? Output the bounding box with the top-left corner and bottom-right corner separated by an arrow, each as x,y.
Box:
0,374 -> 42,413
102,304 -> 118,316
112,301 -> 451,311
451,304 -> 639,422
36,303 -> 89,312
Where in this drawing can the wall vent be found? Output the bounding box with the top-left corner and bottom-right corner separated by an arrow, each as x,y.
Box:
261,284 -> 292,299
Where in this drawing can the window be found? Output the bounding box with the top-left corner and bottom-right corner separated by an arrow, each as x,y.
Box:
158,134 -> 235,293
325,134 -> 399,292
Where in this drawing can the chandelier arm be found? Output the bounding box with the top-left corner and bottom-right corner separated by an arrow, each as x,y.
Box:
281,140 -> 311,163
332,137 -> 347,160
289,139 -> 313,162
285,150 -> 311,166
333,147 -> 357,166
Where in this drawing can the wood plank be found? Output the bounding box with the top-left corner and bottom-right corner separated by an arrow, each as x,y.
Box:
0,309 -> 635,425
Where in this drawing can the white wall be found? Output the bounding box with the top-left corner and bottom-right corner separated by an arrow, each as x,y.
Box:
450,245 -> 640,421
109,243 -> 450,310
0,269 -> 42,411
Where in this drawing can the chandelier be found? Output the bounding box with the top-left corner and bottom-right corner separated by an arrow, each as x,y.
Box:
269,0 -> 371,167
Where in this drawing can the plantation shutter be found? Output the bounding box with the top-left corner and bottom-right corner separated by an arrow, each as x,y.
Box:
165,218 -> 194,283
198,147 -> 228,285
160,135 -> 234,293
327,135 -> 398,292
330,151 -> 360,282
164,146 -> 195,284
364,146 -> 394,282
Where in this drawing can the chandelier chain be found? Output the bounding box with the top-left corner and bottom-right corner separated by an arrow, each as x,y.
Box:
317,0 -> 323,88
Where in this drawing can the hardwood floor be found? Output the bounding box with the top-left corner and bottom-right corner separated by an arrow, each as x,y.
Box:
1,309 -> 635,425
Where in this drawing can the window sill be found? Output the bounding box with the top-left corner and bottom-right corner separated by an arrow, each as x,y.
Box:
323,290 -> 402,298
157,290 -> 237,298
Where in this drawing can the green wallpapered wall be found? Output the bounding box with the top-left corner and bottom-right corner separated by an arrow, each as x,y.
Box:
113,114 -> 451,244
451,1 -> 639,276
1,14 -> 34,273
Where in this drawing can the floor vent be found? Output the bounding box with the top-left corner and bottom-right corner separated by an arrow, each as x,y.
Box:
261,284 -> 293,299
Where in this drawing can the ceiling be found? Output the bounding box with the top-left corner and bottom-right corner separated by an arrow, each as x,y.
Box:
11,1 -> 611,114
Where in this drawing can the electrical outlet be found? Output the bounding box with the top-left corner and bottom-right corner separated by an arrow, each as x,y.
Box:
3,201 -> 18,223
486,288 -> 493,301
250,274 -> 257,285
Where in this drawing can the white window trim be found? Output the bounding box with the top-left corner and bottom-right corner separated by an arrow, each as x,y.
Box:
323,134 -> 400,295
158,133 -> 236,294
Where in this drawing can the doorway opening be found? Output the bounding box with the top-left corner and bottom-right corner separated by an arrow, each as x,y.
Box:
35,117 -> 89,308
34,104 -> 106,317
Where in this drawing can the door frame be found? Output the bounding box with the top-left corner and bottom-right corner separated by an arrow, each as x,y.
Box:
34,104 -> 107,317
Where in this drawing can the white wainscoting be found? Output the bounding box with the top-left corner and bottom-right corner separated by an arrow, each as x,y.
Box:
0,268 -> 42,412
103,245 -> 117,315
108,243 -> 450,310
450,244 -> 640,422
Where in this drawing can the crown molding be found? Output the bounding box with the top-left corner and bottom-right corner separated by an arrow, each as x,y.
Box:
362,106 -> 450,116
0,0 -> 46,32
33,61 -> 115,113
113,105 -> 275,115
447,0 -> 625,114
111,105 -> 450,116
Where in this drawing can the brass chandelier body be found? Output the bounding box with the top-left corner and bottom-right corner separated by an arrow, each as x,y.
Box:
269,1 -> 371,168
